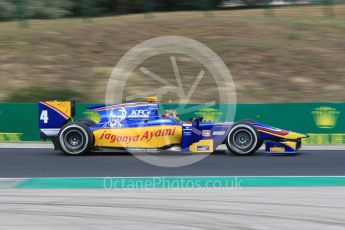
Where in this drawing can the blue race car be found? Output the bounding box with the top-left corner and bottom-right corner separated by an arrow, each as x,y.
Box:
38,98 -> 308,156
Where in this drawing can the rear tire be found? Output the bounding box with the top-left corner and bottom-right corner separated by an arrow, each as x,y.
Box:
78,119 -> 97,127
226,122 -> 260,156
58,122 -> 94,155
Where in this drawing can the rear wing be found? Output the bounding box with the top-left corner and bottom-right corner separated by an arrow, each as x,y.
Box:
38,101 -> 75,138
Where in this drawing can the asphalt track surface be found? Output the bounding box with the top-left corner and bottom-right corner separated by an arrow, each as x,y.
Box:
1,188 -> 345,230
1,148 -> 345,177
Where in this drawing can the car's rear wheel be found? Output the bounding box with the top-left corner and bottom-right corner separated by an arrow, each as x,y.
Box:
226,122 -> 260,156
58,122 -> 94,155
78,119 -> 97,127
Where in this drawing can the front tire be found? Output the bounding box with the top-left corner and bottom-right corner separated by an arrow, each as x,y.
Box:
58,122 -> 94,155
226,123 -> 260,156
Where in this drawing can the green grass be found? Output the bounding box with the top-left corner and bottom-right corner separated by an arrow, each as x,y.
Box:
286,32 -> 302,40
6,86 -> 87,102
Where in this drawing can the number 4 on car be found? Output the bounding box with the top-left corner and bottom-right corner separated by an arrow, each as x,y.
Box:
38,98 -> 308,156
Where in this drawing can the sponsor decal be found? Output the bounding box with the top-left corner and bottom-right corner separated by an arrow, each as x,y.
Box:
189,139 -> 213,153
99,127 -> 176,144
197,145 -> 210,151
128,110 -> 151,118
202,130 -> 211,137
312,107 -> 340,129
103,108 -> 127,128
213,131 -> 225,136
40,128 -> 60,136
183,131 -> 192,136
270,147 -> 285,152
127,148 -> 159,152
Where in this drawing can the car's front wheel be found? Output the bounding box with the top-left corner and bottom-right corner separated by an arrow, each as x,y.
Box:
58,122 -> 94,155
226,123 -> 260,156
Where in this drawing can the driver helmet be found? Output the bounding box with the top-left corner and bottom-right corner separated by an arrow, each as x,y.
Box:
162,109 -> 180,121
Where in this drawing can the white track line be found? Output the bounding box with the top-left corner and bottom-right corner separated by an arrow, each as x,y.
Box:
0,143 -> 53,149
